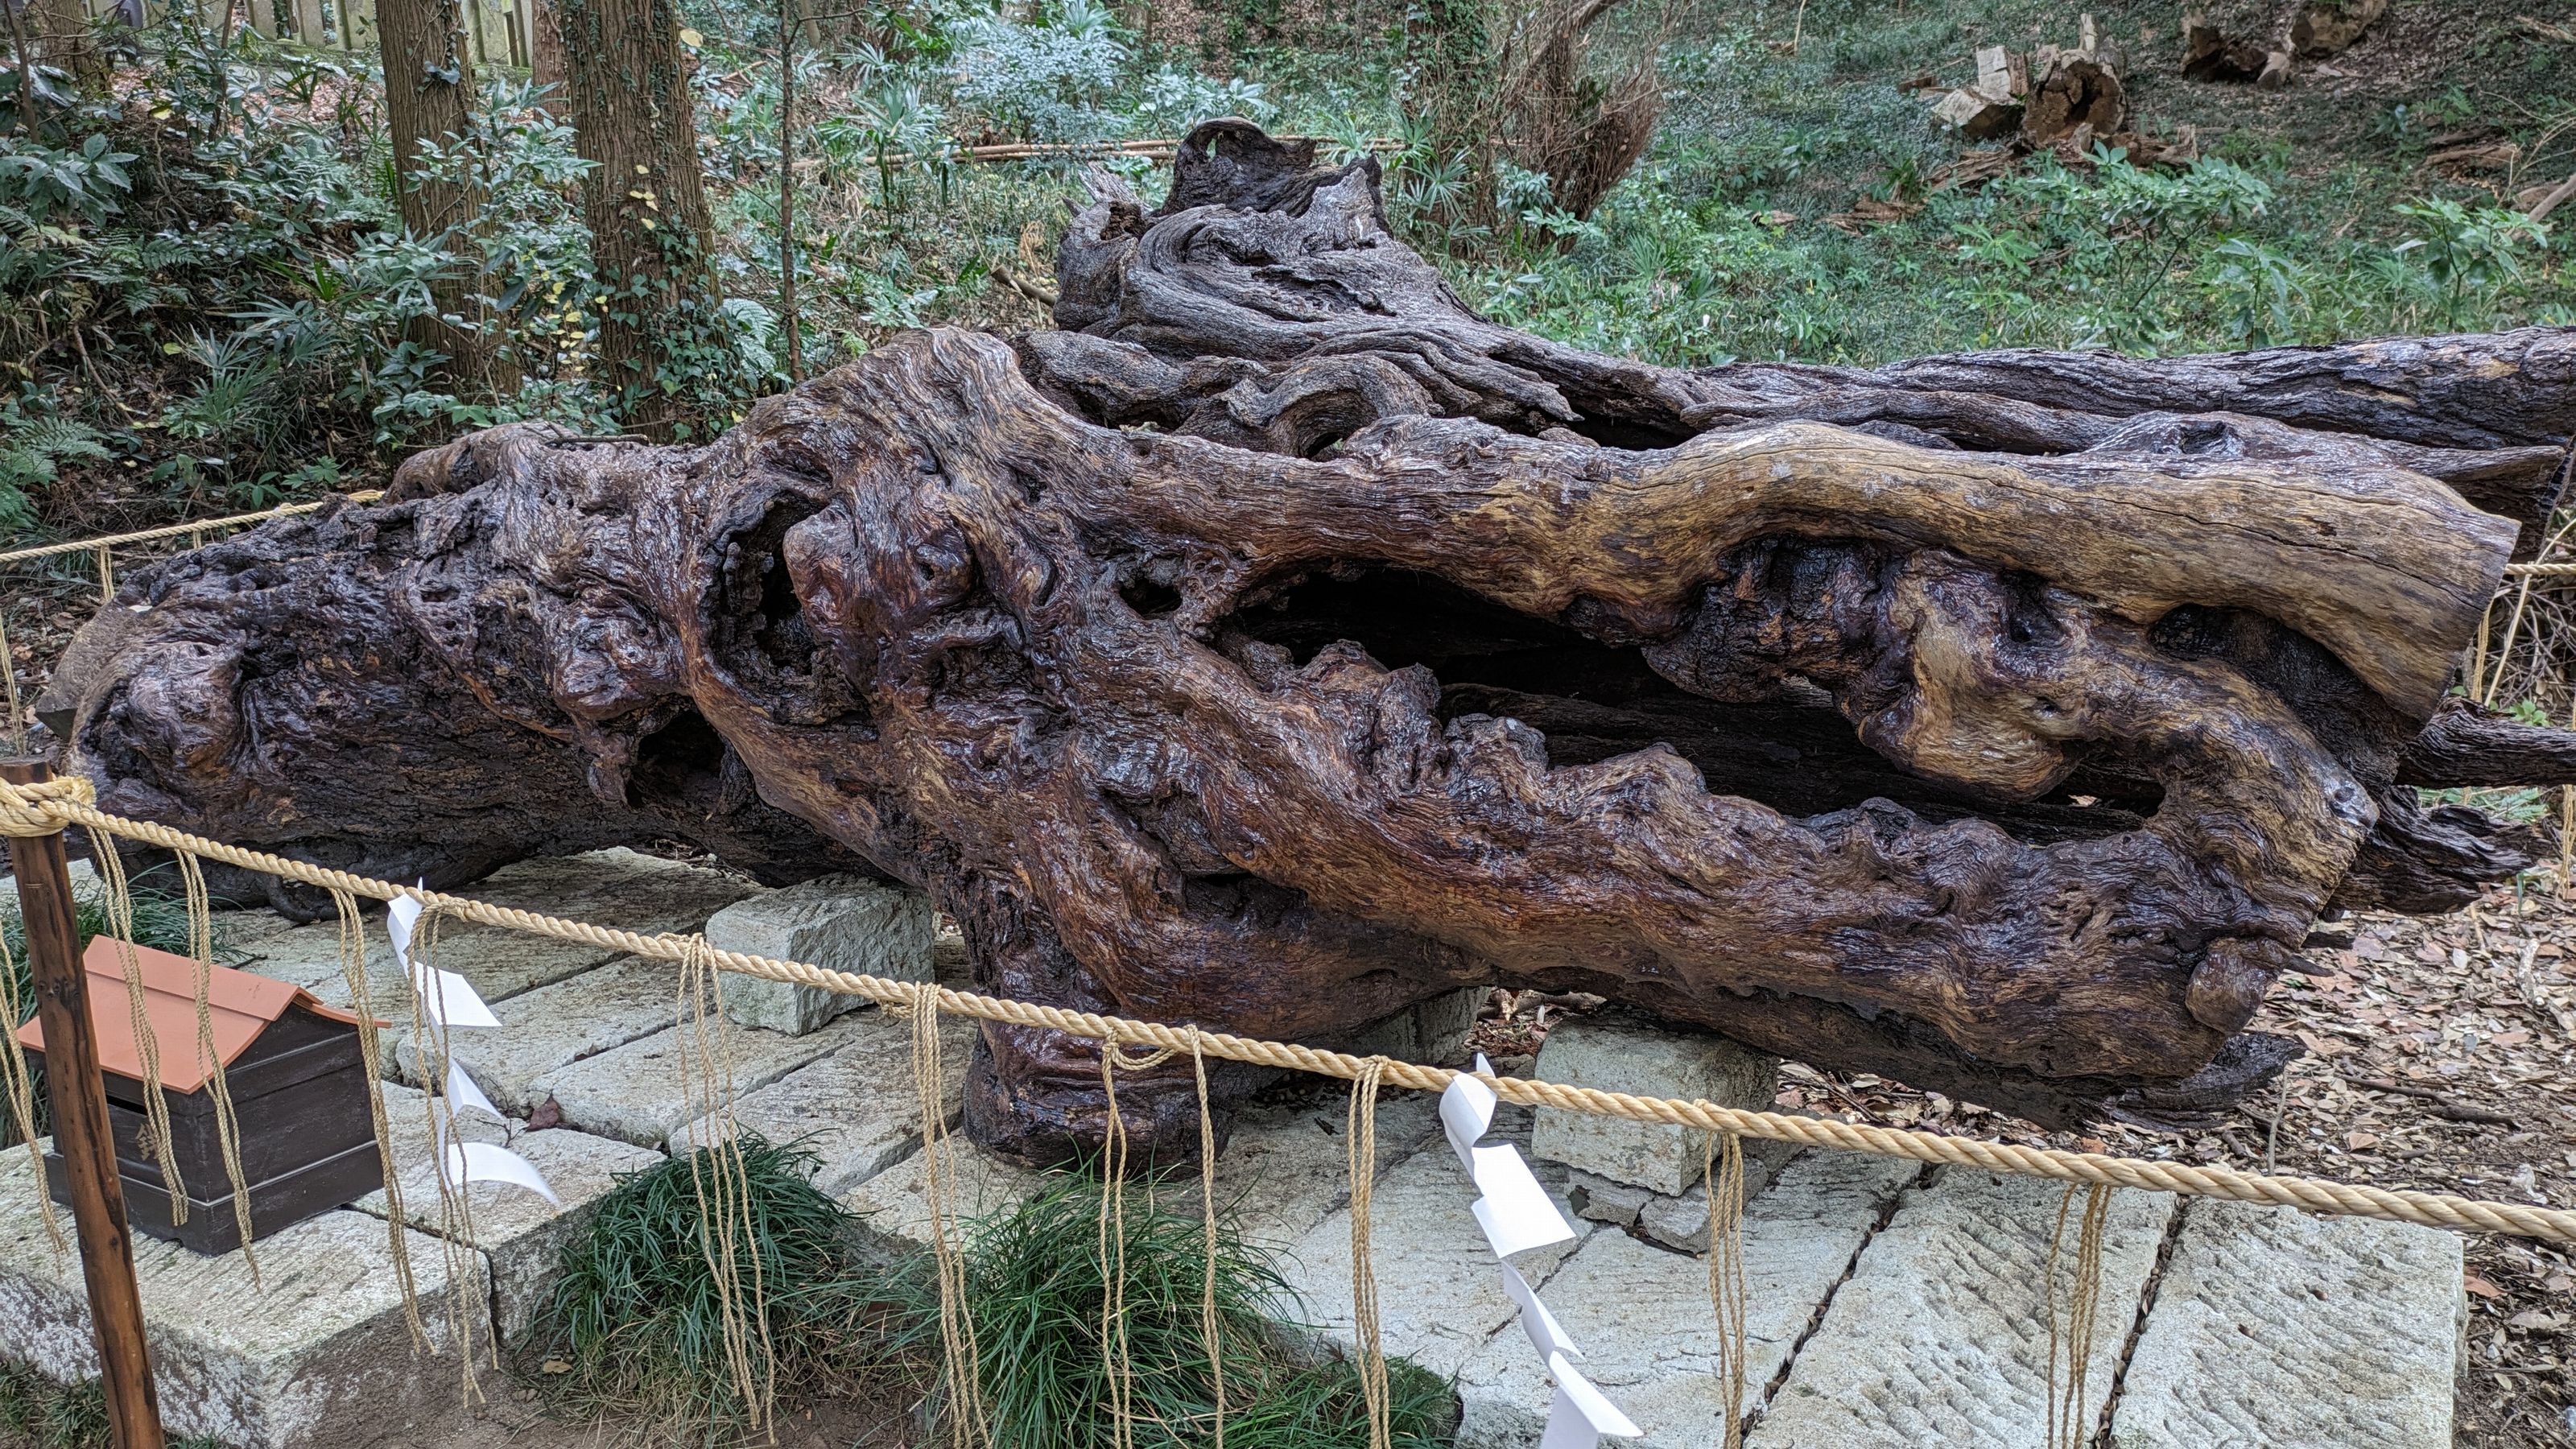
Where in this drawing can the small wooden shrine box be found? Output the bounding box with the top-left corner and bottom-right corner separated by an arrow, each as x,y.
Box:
15,936 -> 386,1254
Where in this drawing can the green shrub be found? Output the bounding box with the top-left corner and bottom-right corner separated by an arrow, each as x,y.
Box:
530,1141 -> 1456,1447
911,1170 -> 1455,1449
528,1135 -> 916,1438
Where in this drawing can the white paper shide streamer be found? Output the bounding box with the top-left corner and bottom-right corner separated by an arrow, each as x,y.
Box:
1441,1055 -> 1640,1447
388,894 -> 559,1208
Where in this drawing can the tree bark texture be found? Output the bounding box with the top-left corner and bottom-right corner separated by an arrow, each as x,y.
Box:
42,123 -> 2576,1165
374,0 -> 493,390
556,0 -> 724,437
528,0 -> 566,97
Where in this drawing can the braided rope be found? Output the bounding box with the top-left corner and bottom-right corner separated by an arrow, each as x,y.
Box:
2,775 -> 2573,1245
0,493 -> 386,567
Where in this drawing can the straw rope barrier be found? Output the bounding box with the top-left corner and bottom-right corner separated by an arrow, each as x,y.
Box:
2,772 -> 2572,1246
0,492 -> 386,568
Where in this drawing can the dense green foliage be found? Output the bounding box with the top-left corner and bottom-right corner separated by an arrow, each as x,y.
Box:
3,0 -> 2569,547
911,1170 -> 1453,1449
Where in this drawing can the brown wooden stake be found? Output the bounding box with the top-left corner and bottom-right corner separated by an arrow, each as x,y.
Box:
2,758 -> 166,1449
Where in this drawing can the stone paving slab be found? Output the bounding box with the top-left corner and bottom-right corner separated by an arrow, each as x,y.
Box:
1744,1168 -> 2176,1449
351,1085 -> 663,1344
841,1137 -> 1060,1257
1528,1016 -> 1776,1196
2103,1200 -> 2463,1449
1182,1086 -> 1443,1252
237,848 -> 755,1009
530,1009 -> 881,1148
671,1007 -> 976,1197
390,952 -> 686,1110
707,875 -> 937,1034
1276,1124 -> 1596,1380
1455,1149 -> 1922,1448
0,1144 -> 489,1449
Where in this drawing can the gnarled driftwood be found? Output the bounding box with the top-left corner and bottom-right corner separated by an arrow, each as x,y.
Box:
39,122 -> 2576,1163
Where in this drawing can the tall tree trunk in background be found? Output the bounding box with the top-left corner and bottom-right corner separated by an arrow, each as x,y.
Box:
31,0 -> 109,97
377,0 -> 497,391
559,0 -> 726,439
1414,0 -> 1499,228
527,0 -> 564,99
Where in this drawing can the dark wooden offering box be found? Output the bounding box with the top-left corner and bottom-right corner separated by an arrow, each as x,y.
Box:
16,936 -> 386,1254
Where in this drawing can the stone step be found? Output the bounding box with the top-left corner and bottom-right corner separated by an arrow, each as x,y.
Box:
528,1008 -> 881,1149
1187,1083 -> 1443,1252
387,952 -> 689,1111
2103,1199 -> 2462,1448
233,848 -> 756,1009
1744,1169 -> 2178,1449
841,1137 -> 1059,1257
1274,1107 -> 1596,1381
1453,1149 -> 1922,1448
350,1084 -> 663,1344
0,1145 -> 489,1449
672,1007 -> 976,1197
703,875 -> 938,1035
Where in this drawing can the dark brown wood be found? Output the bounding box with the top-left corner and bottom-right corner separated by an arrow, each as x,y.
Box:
2,758 -> 165,1449
25,1003 -> 383,1253
2400,697 -> 2576,787
31,128 -> 2576,1164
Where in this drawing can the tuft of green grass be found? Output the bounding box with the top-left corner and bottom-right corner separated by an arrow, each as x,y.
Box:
0,1358 -> 229,1449
912,1170 -> 1456,1449
528,1134 -> 917,1439
529,1140 -> 1457,1447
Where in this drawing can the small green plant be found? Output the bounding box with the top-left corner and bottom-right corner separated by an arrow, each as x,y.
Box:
2392,197 -> 2550,331
914,1170 -> 1456,1449
0,1356 -> 233,1449
529,1136 -> 915,1437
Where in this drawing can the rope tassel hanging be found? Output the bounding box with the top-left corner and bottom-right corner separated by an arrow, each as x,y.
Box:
2043,1183 -> 2115,1449
1344,1055 -> 1395,1449
675,935 -> 773,1434
89,840 -> 184,1221
174,850 -> 258,1282
1704,1131 -> 1749,1449
1,774 -> 2572,1247
909,990 -> 991,1449
330,886 -> 425,1348
1190,1027 -> 1228,1449
1095,1032 -> 1174,1449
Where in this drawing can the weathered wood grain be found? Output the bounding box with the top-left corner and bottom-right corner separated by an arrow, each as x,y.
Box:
38,124 -> 2576,1163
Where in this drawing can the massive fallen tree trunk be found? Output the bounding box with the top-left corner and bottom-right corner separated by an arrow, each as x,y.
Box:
39,122 -> 2576,1164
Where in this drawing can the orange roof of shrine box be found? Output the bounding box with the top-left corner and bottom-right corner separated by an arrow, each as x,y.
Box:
14,937 -> 378,1093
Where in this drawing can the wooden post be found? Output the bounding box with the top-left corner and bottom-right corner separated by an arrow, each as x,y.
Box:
2,758 -> 167,1449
